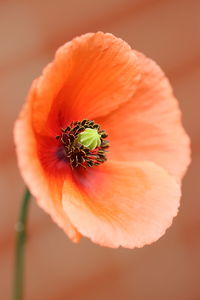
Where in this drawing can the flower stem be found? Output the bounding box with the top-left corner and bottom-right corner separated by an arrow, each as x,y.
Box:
12,188 -> 31,300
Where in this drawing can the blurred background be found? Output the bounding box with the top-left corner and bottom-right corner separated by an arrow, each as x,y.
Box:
0,0 -> 199,299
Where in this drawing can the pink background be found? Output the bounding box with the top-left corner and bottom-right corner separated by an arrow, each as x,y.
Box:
0,0 -> 199,299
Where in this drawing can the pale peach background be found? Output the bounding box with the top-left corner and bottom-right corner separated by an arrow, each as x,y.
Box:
0,0 -> 199,299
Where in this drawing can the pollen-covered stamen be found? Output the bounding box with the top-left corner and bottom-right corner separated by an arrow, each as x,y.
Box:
56,119 -> 109,168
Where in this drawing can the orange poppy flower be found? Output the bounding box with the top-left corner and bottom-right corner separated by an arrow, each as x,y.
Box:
14,32 -> 190,248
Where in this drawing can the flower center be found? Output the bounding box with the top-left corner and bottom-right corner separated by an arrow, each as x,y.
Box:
56,119 -> 109,168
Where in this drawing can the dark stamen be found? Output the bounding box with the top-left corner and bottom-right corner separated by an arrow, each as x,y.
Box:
56,119 -> 109,169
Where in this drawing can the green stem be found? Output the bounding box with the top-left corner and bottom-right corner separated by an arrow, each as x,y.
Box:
12,189 -> 31,300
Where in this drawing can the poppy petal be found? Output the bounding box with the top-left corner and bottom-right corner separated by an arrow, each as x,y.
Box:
62,160 -> 181,248
31,32 -> 140,135
97,52 -> 190,181
14,96 -> 81,242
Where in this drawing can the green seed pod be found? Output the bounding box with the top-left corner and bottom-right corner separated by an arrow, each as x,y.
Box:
78,128 -> 101,150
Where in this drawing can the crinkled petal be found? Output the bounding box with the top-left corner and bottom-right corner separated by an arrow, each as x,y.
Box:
97,52 -> 190,181
62,160 -> 181,248
31,32 -> 140,135
14,93 -> 80,242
